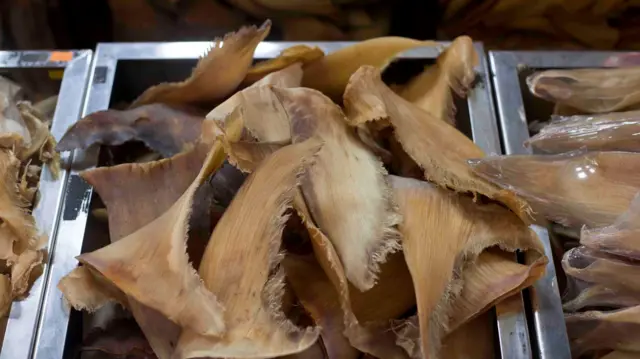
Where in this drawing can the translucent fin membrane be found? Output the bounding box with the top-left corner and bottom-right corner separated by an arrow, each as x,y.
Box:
581,194 -> 640,260
563,282 -> 640,312
469,150 -> 640,228
562,246 -> 640,293
526,110 -> 640,154
528,67 -> 640,114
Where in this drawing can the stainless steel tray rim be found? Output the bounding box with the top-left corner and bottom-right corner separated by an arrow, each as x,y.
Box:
0,51 -> 94,359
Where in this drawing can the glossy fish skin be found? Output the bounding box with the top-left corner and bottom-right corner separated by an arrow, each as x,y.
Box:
528,67 -> 640,114
563,282 -> 640,312
469,151 -> 640,228
581,193 -> 640,260
527,110 -> 640,154
563,246 -> 640,294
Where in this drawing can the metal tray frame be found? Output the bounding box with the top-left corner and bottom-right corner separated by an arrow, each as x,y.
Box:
36,41 -> 521,359
0,50 -> 93,359
488,50 -> 627,359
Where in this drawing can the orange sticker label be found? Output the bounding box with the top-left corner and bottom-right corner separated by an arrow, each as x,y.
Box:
49,51 -> 73,62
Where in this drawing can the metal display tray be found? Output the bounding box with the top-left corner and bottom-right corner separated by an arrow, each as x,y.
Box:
0,50 -> 93,359
37,41 -> 524,359
488,50 -> 628,359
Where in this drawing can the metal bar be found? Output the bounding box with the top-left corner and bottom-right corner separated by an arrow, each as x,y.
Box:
0,50 -> 93,359
475,45 -> 533,359
35,41 -> 509,359
486,50 -> 624,359
31,47 -> 110,359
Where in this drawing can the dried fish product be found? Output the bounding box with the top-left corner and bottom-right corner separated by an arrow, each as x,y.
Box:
345,65 -> 529,221
400,36 -> 478,125
581,194 -> 640,260
470,151 -> 640,228
563,246 -> 640,294
132,20 -> 271,107
527,110 -> 640,154
391,176 -> 544,358
57,104 -> 205,157
303,37 -> 438,100
528,67 -> 640,114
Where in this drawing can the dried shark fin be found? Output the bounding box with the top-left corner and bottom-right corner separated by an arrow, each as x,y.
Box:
527,67 -> 640,114
566,306 -> 640,357
207,64 -> 302,143
243,45 -> 325,86
581,193 -> 640,260
60,136 -> 228,358
216,110 -> 410,358
400,36 -> 478,125
344,65 -> 530,221
17,102 -> 59,176
284,255 -> 362,359
390,175 -> 544,358
131,20 -> 271,107
58,266 -> 128,312
526,110 -> 640,154
563,246 -> 640,293
210,103 -> 285,173
0,78 -> 30,148
76,138 -> 230,337
56,104 -> 205,157
344,252 -> 416,357
80,142 -> 210,240
0,148 -> 46,313
175,139 -> 323,359
302,37 -> 438,100
447,249 -> 545,331
0,149 -> 38,259
296,195 -> 415,359
274,86 -> 402,291
469,151 -> 640,228
295,191 -> 415,358
11,248 -> 44,299
224,139 -> 285,173
563,282 -> 640,312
